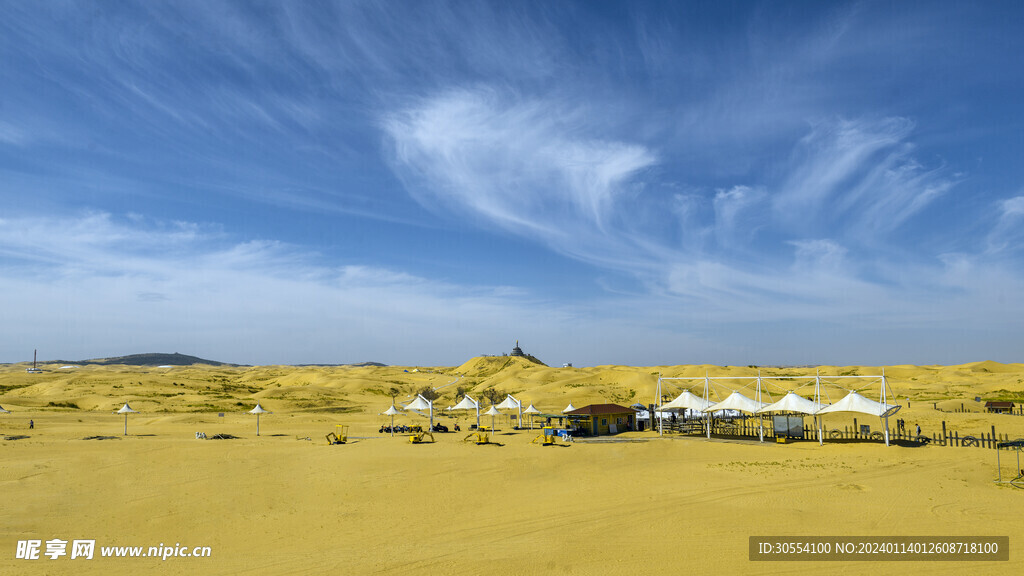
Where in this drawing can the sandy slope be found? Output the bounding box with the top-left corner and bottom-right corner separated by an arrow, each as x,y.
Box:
2,359 -> 1023,574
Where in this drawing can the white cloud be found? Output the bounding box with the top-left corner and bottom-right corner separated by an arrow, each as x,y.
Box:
384,87 -> 657,267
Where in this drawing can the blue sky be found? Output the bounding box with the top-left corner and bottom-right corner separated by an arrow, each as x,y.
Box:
2,1 -> 1023,366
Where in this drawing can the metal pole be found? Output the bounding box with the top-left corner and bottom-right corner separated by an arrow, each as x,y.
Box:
757,373 -> 764,443
657,375 -> 663,436
705,373 -> 711,439
256,413 -> 260,436
816,371 -> 823,446
881,370 -> 890,447
124,413 -> 128,436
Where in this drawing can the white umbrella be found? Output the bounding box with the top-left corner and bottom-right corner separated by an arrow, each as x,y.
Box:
496,394 -> 523,428
483,405 -> 500,432
523,404 -> 540,429
381,405 -> 401,437
403,394 -> 434,430
450,395 -> 480,430
0,405 -> 9,414
248,403 -> 270,436
562,402 -> 577,413
116,403 -> 138,436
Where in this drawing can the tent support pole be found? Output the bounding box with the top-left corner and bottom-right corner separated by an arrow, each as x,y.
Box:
657,375 -> 663,437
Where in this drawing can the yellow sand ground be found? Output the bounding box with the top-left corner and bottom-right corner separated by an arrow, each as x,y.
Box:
2,358 -> 1023,575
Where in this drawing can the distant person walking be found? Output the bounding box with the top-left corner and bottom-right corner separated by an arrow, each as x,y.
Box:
915,424 -> 921,436
29,419 -> 34,429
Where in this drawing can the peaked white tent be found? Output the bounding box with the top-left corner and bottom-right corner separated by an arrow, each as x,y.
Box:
116,403 -> 138,436
495,394 -> 523,428
523,404 -> 540,429
0,405 -> 9,414
757,391 -> 826,415
706,391 -> 768,441
381,405 -> 401,437
449,395 -> 480,430
757,391 -> 828,444
403,394 -> 434,429
659,390 -> 713,412
248,403 -> 270,436
816,391 -> 900,446
815,391 -> 898,416
562,402 -> 577,414
657,390 -> 712,436
706,391 -> 766,414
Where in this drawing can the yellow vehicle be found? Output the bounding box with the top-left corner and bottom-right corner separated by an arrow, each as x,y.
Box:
531,426 -> 569,446
464,430 -> 491,445
408,425 -> 434,444
326,425 -> 349,445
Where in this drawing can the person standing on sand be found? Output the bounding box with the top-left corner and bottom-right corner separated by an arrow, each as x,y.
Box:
29,420 -> 33,429
916,424 -> 921,436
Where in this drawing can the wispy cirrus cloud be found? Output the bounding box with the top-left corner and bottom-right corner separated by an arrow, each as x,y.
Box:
383,88 -> 657,265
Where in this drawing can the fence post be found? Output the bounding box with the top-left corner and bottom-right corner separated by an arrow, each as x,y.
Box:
992,425 -> 997,449
954,431 -> 959,447
942,421 -> 947,446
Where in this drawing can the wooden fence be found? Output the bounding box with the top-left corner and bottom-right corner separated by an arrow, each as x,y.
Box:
658,417 -> 1023,450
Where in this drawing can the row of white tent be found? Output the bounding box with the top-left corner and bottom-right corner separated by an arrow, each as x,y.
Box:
656,374 -> 901,446
380,394 -> 581,436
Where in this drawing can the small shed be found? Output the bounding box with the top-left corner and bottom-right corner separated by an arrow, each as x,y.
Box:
985,401 -> 1015,414
564,404 -> 637,436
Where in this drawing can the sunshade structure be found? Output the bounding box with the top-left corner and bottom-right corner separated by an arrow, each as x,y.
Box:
116,403 -> 138,436
757,391 -> 826,414
816,391 -> 900,446
404,394 -> 434,429
523,404 -> 540,429
449,395 -> 481,430
495,394 -> 523,428
562,402 -> 577,413
706,391 -> 768,440
0,405 -> 9,414
248,403 -> 270,436
657,390 -> 712,436
483,405 -> 500,431
659,390 -> 713,412
757,391 -> 829,445
381,405 -> 401,437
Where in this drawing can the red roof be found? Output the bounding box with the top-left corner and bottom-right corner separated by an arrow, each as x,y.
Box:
985,401 -> 1015,408
565,403 -> 638,416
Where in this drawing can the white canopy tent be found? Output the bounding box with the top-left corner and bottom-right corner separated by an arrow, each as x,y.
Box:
0,405 -> 9,414
706,391 -> 768,441
816,391 -> 900,446
381,405 -> 401,437
562,402 -> 577,414
404,394 -> 435,429
116,403 -> 138,436
659,390 -> 712,412
657,390 -> 712,436
248,403 -> 270,436
757,391 -> 826,414
757,391 -> 829,444
495,394 -> 523,428
449,395 -> 481,430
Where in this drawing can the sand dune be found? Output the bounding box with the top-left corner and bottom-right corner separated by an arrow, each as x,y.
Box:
2,359 -> 1023,574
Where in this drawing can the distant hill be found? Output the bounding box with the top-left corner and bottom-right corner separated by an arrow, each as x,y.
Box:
295,362 -> 388,367
59,353 -> 235,367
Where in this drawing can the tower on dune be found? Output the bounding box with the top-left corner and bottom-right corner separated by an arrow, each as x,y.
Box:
510,340 -> 524,357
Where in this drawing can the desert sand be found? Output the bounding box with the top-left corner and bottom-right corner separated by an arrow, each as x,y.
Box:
2,357 -> 1023,574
